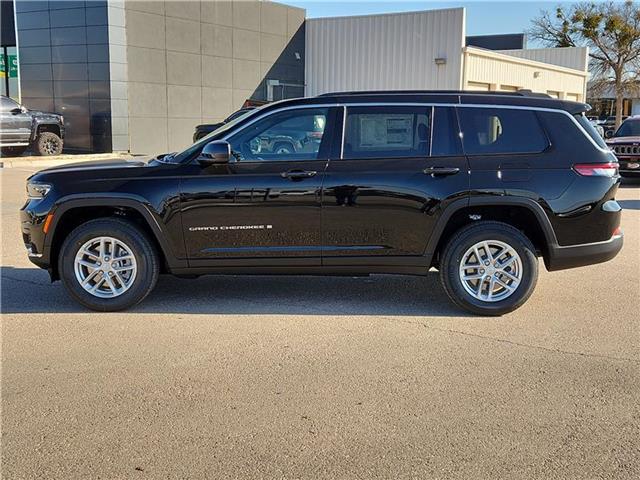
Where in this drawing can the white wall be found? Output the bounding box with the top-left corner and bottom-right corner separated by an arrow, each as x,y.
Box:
463,47 -> 589,101
305,8 -> 466,96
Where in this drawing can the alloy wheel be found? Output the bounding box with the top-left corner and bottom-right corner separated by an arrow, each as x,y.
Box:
458,240 -> 523,302
74,236 -> 137,298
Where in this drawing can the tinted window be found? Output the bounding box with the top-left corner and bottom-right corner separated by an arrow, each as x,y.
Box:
0,96 -> 20,113
432,106 -> 463,156
343,106 -> 431,159
228,108 -> 330,162
458,108 -> 548,155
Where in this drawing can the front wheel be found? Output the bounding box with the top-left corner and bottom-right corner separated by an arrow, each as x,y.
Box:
440,221 -> 538,316
35,131 -> 63,156
59,219 -> 159,311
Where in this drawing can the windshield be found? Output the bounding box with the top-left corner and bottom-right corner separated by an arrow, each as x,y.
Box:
167,106 -> 264,163
614,119 -> 640,138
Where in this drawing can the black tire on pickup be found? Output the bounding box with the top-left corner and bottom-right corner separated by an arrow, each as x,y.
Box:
0,146 -> 27,157
35,131 -> 63,156
59,218 -> 160,312
439,221 -> 539,316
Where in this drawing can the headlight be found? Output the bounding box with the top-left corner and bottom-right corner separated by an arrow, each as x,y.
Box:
26,182 -> 52,199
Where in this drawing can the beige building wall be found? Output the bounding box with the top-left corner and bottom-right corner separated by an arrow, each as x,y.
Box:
123,0 -> 305,154
305,8 -> 466,96
462,46 -> 588,101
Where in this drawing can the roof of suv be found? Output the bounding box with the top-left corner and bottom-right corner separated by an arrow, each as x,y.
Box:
266,90 -> 589,115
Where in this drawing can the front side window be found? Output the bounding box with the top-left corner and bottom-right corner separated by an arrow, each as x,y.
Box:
227,108 -> 330,162
458,107 -> 549,155
343,106 -> 431,159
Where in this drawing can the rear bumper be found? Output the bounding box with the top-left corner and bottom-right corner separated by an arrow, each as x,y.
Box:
546,233 -> 623,271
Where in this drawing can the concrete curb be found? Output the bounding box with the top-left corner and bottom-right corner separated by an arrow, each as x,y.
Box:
1,153 -> 134,169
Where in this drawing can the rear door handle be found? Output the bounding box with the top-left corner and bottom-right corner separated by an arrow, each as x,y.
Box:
281,169 -> 317,180
423,166 -> 460,177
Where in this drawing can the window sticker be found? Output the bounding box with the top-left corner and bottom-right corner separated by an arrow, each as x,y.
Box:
359,114 -> 414,149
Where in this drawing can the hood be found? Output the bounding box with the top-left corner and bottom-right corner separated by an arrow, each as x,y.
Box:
28,109 -> 62,119
38,157 -> 150,174
606,136 -> 640,145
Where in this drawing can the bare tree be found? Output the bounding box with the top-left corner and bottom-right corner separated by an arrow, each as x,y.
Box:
529,1 -> 640,127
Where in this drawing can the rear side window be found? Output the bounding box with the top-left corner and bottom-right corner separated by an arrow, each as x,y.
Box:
458,107 -> 549,155
343,106 -> 431,159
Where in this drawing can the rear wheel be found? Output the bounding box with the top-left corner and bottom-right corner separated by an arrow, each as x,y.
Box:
35,131 -> 63,156
59,219 -> 159,311
440,221 -> 538,316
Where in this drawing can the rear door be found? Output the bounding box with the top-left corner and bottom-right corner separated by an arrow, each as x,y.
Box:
321,105 -> 469,265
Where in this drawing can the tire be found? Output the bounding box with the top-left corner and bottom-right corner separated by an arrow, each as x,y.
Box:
439,221 -> 538,316
1,146 -> 27,157
34,131 -> 63,156
58,218 -> 159,311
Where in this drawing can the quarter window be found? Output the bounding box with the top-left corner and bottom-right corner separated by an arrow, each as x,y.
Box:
343,106 -> 431,159
227,108 -> 330,162
458,108 -> 548,155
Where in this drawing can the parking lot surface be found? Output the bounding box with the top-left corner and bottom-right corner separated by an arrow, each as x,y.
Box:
2,166 -> 639,479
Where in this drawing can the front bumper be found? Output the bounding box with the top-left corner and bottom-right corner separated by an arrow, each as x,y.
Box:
546,233 -> 624,271
20,202 -> 52,271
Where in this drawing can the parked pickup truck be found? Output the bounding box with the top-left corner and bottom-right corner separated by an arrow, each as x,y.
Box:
0,95 -> 64,157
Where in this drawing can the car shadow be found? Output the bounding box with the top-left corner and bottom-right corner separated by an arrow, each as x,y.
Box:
0,265 -> 470,318
619,199 -> 640,210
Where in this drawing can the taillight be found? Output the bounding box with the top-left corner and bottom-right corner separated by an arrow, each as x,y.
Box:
573,162 -> 619,177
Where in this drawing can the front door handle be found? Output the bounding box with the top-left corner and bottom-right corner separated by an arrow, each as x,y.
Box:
281,169 -> 317,180
423,166 -> 460,177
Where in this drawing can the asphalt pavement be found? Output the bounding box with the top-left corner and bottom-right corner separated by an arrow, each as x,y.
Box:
1,165 -> 639,479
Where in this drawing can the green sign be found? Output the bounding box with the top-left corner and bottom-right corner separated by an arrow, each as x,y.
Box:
0,54 -> 18,78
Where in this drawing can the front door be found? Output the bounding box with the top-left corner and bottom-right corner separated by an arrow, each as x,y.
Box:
322,105 -> 469,265
180,106 -> 338,266
0,96 -> 32,145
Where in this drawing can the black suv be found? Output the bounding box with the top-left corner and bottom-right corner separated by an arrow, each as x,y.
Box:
21,91 -> 623,315
0,96 -> 64,157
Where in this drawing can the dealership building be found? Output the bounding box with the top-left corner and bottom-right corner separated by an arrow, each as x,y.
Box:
5,0 -> 590,154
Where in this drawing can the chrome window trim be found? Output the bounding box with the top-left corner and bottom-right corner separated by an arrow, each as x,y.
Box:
221,101 -> 610,157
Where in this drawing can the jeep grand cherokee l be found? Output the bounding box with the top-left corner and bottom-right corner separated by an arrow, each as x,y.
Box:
21,91 -> 623,315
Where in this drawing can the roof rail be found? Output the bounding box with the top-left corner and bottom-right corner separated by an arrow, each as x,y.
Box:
318,89 -> 552,99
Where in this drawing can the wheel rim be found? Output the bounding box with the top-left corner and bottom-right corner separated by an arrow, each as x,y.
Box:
43,138 -> 59,155
458,240 -> 523,303
74,237 -> 137,299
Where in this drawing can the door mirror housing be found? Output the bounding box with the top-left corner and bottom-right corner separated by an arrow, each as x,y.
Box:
10,107 -> 23,115
197,140 -> 231,166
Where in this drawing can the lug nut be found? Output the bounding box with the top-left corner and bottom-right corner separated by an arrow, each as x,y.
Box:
104,256 -> 110,262
484,261 -> 490,266
479,269 -> 485,274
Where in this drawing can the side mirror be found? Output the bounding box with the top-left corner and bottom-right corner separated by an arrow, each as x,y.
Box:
197,140 -> 231,166
10,107 -> 22,115
605,129 -> 614,139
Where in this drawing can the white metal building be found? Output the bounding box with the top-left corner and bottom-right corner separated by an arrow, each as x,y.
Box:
305,8 -> 589,101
